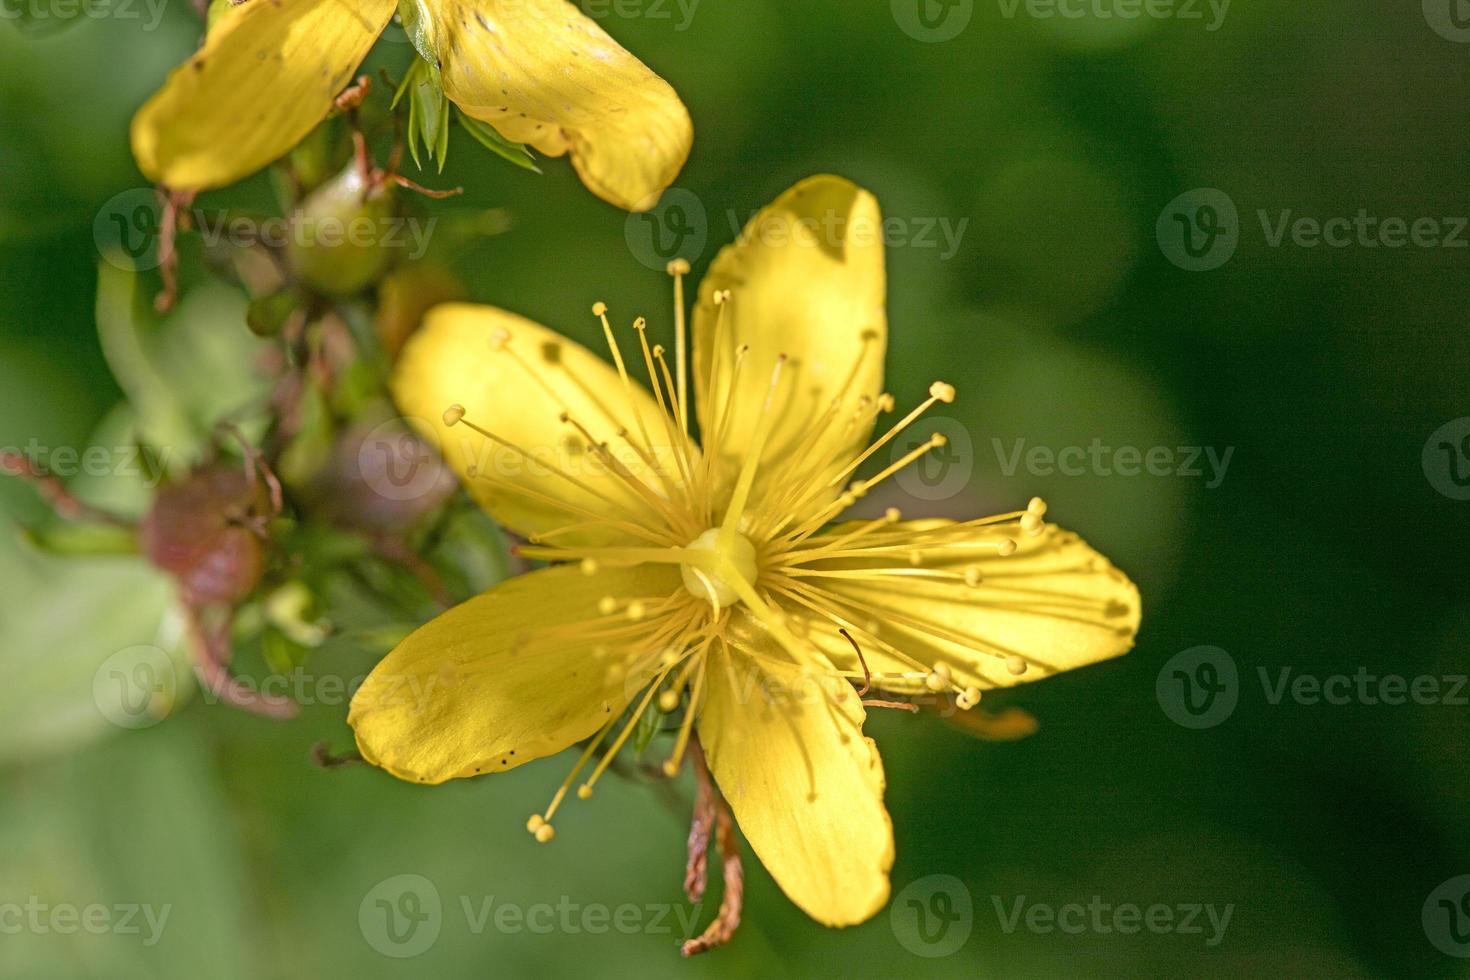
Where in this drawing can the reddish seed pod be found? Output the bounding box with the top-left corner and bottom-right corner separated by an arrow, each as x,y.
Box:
139,466 -> 269,606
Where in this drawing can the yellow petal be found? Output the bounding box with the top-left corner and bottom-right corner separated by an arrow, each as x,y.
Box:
427,0 -> 692,210
131,0 -> 394,191
697,638 -> 893,926
799,520 -> 1141,693
391,303 -> 683,546
349,562 -> 680,784
691,176 -> 887,512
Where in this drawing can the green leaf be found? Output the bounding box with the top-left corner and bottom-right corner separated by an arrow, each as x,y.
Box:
95,262 -> 272,470
18,522 -> 139,557
457,109 -> 541,173
0,542 -> 188,766
0,721 -> 257,979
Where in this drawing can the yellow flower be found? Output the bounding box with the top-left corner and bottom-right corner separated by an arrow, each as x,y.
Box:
349,175 -> 1142,927
129,0 -> 692,210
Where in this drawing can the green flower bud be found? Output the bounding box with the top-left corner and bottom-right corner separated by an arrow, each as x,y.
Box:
287,163 -> 399,297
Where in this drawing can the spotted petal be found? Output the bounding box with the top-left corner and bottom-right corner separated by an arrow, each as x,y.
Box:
697,638 -> 894,926
350,562 -> 681,784
791,520 -> 1141,694
427,0 -> 692,210
392,302 -> 697,546
131,0 -> 395,191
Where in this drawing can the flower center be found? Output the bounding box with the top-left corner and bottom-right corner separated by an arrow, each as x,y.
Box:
680,528 -> 758,607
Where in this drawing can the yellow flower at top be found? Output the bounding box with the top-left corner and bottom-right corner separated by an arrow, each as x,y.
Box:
129,0 -> 693,210
348,175 -> 1142,928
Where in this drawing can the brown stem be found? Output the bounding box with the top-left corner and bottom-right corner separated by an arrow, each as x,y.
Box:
681,738 -> 743,956
153,188 -> 195,314
311,740 -> 364,769
684,744 -> 718,903
0,452 -> 128,526
184,606 -> 298,720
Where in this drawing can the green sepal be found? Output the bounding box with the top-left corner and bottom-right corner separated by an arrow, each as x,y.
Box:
456,109 -> 541,173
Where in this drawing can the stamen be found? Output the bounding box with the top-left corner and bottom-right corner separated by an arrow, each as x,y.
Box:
529,714 -> 618,841
661,651 -> 708,776
717,355 -> 786,551
580,658 -> 682,796
666,259 -> 691,434
593,302 -> 663,476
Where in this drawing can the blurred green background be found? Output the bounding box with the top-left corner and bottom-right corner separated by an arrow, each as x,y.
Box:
3,1 -> 1469,977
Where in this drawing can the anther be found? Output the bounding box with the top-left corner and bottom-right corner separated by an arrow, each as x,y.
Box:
713,290 -> 731,305
534,823 -> 555,843
666,258 -> 690,275
658,690 -> 680,713
1020,512 -> 1045,535
1006,655 -> 1029,676
964,567 -> 984,587
929,381 -> 956,403
592,301 -> 608,316
597,596 -> 617,615
925,662 -> 952,692
956,686 -> 982,710
997,539 -> 1018,557
526,814 -> 545,833
633,316 -> 647,331
1027,496 -> 1048,516
577,785 -> 593,800
930,433 -> 948,449
626,601 -> 647,621
443,404 -> 465,426
580,559 -> 599,575
885,507 -> 902,522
